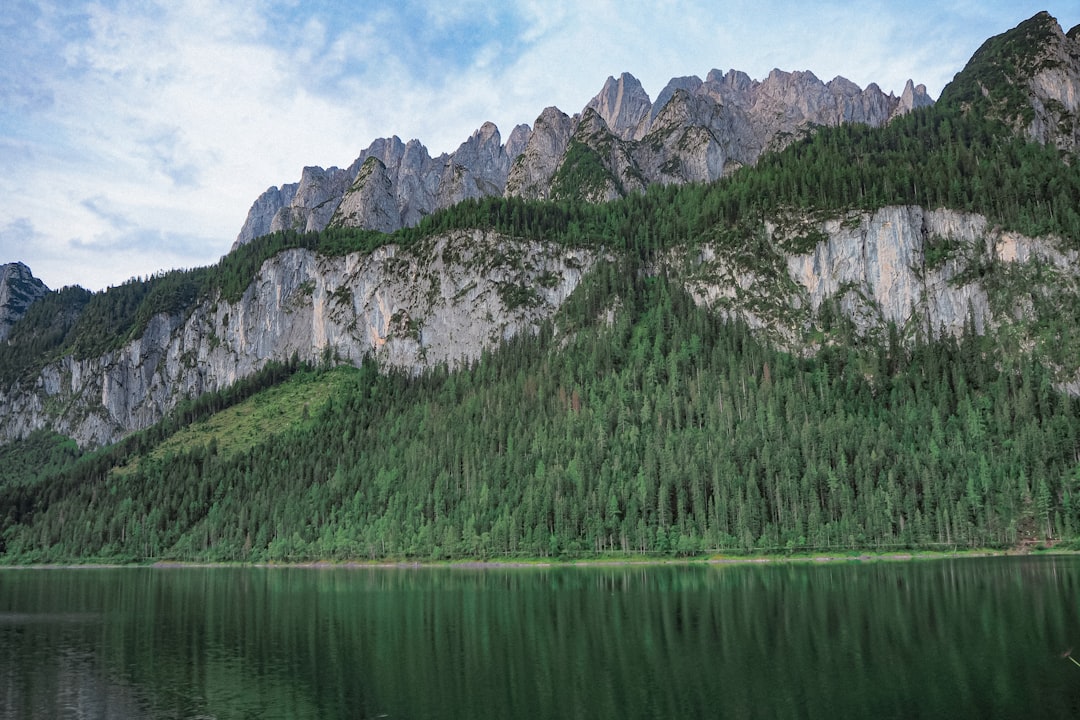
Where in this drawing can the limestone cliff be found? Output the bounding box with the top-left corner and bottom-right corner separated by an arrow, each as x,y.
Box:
677,207 -> 1080,369
0,231 -> 594,447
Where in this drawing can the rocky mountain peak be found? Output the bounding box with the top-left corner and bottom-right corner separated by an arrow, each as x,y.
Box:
650,76 -> 704,124
706,68 -> 754,93
504,124 -> 532,160
232,184 -> 299,249
0,262 -> 48,342
505,107 -> 575,200
452,122 -> 504,169
585,72 -> 653,140
234,59 -> 937,244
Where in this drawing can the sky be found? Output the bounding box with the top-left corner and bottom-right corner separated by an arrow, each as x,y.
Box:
0,1 -> 1075,291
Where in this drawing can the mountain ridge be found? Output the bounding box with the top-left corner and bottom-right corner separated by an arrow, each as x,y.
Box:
233,67 -> 933,249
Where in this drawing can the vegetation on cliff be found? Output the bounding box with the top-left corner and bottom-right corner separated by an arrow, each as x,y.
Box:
2,265 -> 1078,562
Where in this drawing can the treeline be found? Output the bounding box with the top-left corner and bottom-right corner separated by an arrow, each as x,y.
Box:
3,266 -> 1077,562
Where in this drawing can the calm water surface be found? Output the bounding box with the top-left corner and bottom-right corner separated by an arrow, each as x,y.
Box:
1,556 -> 1079,719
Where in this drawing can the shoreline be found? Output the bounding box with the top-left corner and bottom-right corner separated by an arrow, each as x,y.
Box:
2,547 -> 1074,570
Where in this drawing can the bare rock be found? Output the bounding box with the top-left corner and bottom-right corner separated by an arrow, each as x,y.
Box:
0,262 -> 48,341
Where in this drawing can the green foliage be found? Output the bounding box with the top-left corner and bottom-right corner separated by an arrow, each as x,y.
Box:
0,285 -> 91,385
923,234 -> 965,271
0,430 -> 82,490
744,108 -> 1080,244
551,139 -> 620,201
115,365 -> 357,476
496,282 -> 541,310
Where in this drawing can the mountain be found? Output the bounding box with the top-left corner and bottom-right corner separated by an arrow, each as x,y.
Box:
0,263 -> 48,342
233,125 -> 531,249
3,12 -> 1078,450
1,12 -> 1079,562
938,10 -> 1080,151
233,69 -> 932,247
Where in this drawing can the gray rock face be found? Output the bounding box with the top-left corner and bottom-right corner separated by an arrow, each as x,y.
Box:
504,124 -> 532,160
636,89 -> 729,184
529,65 -> 922,199
784,207 -> 993,337
585,73 -> 654,140
436,121 -> 512,208
0,262 -> 48,341
344,136 -> 439,228
893,79 -> 934,119
237,125 -> 532,246
0,232 -> 594,447
684,68 -> 914,164
1026,19 -> 1080,152
233,184 -> 298,249
269,165 -> 354,236
650,76 -> 704,124
330,158 -> 402,233
234,67 -> 934,242
505,107 -> 575,200
556,108 -> 644,202
678,206 -> 1080,353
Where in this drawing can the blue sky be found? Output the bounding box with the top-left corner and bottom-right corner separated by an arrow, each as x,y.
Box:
0,1 -> 1074,291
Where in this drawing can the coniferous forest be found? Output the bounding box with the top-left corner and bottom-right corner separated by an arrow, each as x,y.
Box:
2,13 -> 1080,563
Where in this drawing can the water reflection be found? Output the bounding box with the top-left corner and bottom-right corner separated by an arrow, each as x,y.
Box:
1,557 -> 1079,719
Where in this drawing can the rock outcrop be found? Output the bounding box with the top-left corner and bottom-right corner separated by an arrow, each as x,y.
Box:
234,128 -> 529,250
1025,18 -> 1080,152
504,107 -> 575,200
0,263 -> 48,341
678,206 -> 1080,354
585,73 -> 654,140
1,232 -> 594,447
234,184 -> 299,247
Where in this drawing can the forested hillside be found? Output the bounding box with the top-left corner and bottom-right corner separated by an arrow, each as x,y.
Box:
2,264 -> 1078,561
1,11 -> 1079,562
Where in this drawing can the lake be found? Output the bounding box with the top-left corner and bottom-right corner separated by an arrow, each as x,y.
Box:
1,556 -> 1079,719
